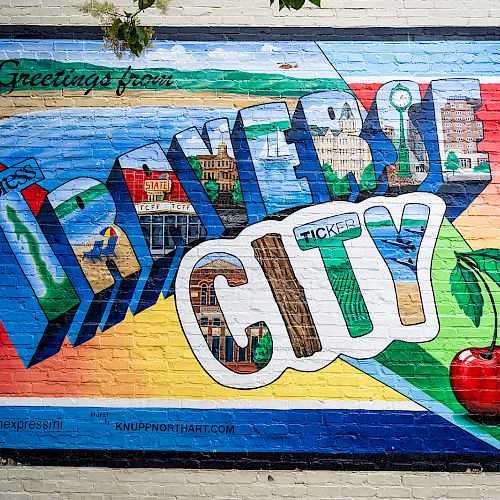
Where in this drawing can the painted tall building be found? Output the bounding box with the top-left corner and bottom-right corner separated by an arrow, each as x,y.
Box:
441,97 -> 489,171
197,142 -> 239,204
310,103 -> 372,182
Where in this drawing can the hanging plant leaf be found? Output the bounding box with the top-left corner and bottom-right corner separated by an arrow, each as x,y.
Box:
459,249 -> 500,286
135,25 -> 148,43
116,22 -> 127,40
109,18 -> 122,37
271,0 -> 319,10
137,0 -> 156,10
288,0 -> 306,9
128,25 -> 139,44
84,0 -> 321,59
130,44 -> 142,56
450,262 -> 484,327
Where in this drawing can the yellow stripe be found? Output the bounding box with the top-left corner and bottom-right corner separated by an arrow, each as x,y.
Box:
103,295 -> 410,403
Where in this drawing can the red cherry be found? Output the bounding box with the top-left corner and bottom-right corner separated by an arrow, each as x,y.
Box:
450,347 -> 500,416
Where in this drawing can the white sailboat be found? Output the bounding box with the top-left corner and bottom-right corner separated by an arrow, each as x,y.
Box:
259,127 -> 293,162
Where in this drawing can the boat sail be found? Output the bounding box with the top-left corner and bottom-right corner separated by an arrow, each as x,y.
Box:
259,127 -> 293,161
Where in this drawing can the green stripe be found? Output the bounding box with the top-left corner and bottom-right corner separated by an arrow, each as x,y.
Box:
54,183 -> 108,220
365,218 -> 427,228
375,218 -> 500,441
1,59 -> 352,98
375,342 -> 500,441
243,120 -> 292,139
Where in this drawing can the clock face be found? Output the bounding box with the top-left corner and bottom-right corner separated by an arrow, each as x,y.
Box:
390,88 -> 412,109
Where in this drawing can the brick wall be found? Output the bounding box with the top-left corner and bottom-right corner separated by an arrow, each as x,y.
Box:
0,1 -> 499,498
0,468 -> 499,499
0,0 -> 498,27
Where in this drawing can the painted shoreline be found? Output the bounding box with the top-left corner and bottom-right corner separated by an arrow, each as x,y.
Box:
0,89 -> 298,118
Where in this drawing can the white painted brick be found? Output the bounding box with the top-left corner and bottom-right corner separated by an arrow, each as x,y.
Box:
375,486 -> 413,498
0,0 -> 496,25
186,470 -> 226,484
272,484 -> 308,496
448,486 -> 492,498
58,496 -> 106,500
0,468 -> 499,498
128,482 -> 166,496
1,494 -> 31,500
341,485 -> 378,497
0,480 -> 23,492
410,486 -> 452,499
306,483 -> 345,494
402,474 -> 442,487
163,483 -> 201,496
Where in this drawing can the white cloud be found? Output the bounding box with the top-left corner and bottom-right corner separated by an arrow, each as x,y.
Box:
303,104 -> 332,113
261,43 -> 281,53
185,137 -> 202,145
145,44 -> 196,64
207,47 -> 246,61
218,123 -> 229,133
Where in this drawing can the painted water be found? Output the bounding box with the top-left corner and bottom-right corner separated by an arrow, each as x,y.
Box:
0,107 -> 238,192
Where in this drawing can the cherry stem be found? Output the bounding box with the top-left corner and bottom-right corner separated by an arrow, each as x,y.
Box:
459,255 -> 497,359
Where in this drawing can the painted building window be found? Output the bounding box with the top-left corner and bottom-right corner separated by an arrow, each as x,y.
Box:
238,346 -> 246,362
209,286 -> 217,305
251,336 -> 259,361
139,213 -> 205,256
212,336 -> 220,360
152,215 -> 163,249
201,284 -> 208,305
225,336 -> 234,362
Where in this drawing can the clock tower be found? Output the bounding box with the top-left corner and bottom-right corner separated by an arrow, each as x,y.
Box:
389,83 -> 413,178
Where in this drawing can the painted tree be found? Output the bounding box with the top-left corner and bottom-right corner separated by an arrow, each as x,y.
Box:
204,179 -> 220,203
445,151 -> 460,176
254,331 -> 273,369
360,162 -> 377,191
188,155 -> 203,181
474,161 -> 490,173
232,179 -> 244,205
321,163 -> 351,197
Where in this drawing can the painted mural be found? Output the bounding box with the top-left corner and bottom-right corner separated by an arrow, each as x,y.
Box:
0,37 -> 499,455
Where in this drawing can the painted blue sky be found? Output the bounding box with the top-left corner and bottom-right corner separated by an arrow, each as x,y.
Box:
1,39 -> 498,81
194,253 -> 243,269
318,41 -> 500,81
0,40 -> 343,80
364,204 -> 429,224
